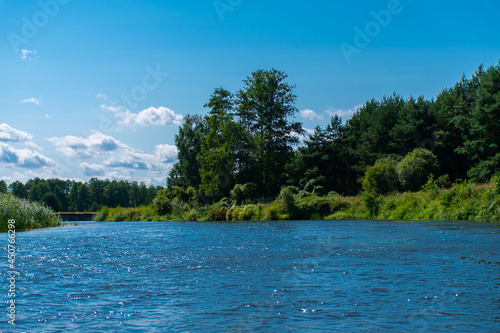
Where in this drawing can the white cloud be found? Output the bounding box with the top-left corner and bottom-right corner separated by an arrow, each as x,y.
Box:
0,142 -> 55,168
45,114 -> 53,119
100,104 -> 123,113
300,109 -> 323,121
47,132 -> 124,158
20,97 -> 42,105
98,93 -> 183,130
155,144 -> 178,162
116,106 -> 184,128
47,132 -> 177,184
325,104 -> 363,120
80,162 -> 106,177
0,123 -> 34,142
104,151 -> 154,170
20,49 -> 38,60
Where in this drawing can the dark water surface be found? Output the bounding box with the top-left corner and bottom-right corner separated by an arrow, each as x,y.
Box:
1,220 -> 499,332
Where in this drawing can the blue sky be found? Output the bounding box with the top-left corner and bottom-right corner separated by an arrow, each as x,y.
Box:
1,0 -> 499,185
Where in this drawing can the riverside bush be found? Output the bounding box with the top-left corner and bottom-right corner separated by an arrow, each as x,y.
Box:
277,186 -> 298,218
0,193 -> 61,231
396,148 -> 439,192
362,158 -> 399,195
93,180 -> 500,223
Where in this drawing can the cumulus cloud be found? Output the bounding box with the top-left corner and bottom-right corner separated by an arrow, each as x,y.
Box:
0,142 -> 55,168
0,123 -> 34,142
155,144 -> 178,162
300,109 -> 323,121
105,153 -> 152,170
20,97 -> 42,105
47,132 -> 178,184
116,106 -> 184,128
47,132 -> 124,158
80,162 -> 106,177
325,104 -> 363,120
97,93 -> 183,130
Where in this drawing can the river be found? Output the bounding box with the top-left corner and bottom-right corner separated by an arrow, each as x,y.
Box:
1,220 -> 499,332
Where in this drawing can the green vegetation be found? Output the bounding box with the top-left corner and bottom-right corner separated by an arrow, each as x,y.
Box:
4,61 -> 500,224
0,193 -> 61,232
95,176 -> 500,222
4,178 -> 162,212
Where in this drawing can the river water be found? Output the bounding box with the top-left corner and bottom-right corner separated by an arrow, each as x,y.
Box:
1,220 -> 499,332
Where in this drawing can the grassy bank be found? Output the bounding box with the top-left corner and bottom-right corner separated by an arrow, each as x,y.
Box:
95,179 -> 500,223
0,193 -> 62,232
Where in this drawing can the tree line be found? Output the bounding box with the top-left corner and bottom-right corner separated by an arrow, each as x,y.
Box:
166,61 -> 500,204
0,178 -> 162,212
2,61 -> 499,212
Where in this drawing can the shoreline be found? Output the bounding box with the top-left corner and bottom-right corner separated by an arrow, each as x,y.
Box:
94,181 -> 500,223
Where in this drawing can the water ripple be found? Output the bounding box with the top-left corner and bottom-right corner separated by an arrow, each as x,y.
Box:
0,220 -> 498,331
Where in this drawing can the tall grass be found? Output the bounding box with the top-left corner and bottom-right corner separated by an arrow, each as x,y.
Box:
0,193 -> 61,232
94,205 -> 158,222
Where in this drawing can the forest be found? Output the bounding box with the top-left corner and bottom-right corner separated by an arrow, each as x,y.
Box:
0,178 -> 161,212
164,62 -> 500,203
1,61 -> 499,220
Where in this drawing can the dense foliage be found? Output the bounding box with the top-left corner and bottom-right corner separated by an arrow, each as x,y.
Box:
165,62 -> 500,205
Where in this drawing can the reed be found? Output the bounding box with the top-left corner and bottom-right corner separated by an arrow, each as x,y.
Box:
0,193 -> 61,232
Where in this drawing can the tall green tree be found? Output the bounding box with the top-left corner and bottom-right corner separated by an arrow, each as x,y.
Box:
167,115 -> 208,188
458,62 -> 500,181
68,182 -> 91,212
236,69 -> 303,195
389,96 -> 436,156
434,70 -> 480,181
198,88 -> 256,199
290,116 -> 353,194
9,181 -> 27,199
342,94 -> 404,188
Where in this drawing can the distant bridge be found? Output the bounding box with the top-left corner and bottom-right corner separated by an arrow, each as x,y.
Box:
58,212 -> 96,221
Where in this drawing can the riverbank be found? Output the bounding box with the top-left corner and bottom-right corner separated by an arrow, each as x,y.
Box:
0,194 -> 61,232
95,180 -> 500,223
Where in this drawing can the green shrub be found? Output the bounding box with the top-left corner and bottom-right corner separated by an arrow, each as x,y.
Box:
491,172 -> 500,196
296,196 -> 331,219
277,186 -> 298,217
262,204 -> 280,220
94,206 -> 110,221
230,184 -> 246,205
362,158 -> 399,194
238,204 -> 259,220
230,183 -> 257,205
362,191 -> 380,218
153,192 -> 172,216
396,148 -> 439,192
